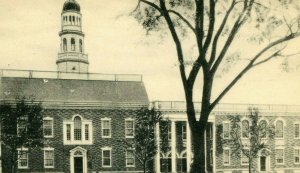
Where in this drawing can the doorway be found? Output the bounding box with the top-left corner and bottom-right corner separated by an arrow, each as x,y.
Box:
74,157 -> 83,173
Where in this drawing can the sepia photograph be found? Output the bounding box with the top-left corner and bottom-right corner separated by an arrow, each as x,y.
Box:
0,0 -> 300,173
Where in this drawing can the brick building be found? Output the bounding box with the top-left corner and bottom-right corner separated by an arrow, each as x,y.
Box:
0,0 -> 149,173
154,101 -> 300,173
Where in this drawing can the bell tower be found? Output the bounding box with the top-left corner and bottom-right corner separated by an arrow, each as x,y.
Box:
57,0 -> 89,73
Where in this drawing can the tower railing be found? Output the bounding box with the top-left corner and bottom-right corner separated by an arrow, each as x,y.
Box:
57,52 -> 88,61
0,69 -> 143,82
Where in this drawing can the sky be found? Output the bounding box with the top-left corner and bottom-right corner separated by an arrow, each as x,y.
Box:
0,0 -> 299,105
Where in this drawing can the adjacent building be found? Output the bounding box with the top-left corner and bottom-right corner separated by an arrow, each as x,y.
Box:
154,101 -> 300,173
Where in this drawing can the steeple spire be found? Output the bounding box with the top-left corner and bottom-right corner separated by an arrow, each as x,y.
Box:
57,0 -> 89,73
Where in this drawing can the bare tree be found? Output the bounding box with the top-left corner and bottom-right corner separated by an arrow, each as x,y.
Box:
131,0 -> 300,172
222,108 -> 275,173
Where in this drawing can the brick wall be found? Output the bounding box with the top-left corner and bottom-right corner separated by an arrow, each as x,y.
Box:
215,112 -> 300,173
2,107 -> 145,173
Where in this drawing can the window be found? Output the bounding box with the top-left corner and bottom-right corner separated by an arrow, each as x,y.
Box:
43,118 -> 53,138
17,117 -> 27,136
69,16 -> 71,22
66,124 -> 71,141
125,119 -> 134,138
295,124 -> 300,139
241,120 -> 249,138
102,118 -> 111,138
182,123 -> 187,141
223,149 -> 230,165
85,124 -> 89,141
259,120 -> 267,138
18,149 -> 28,169
63,38 -> 67,52
295,149 -> 300,164
276,149 -> 284,164
102,148 -> 111,167
223,122 -> 230,139
275,120 -> 284,138
126,150 -> 135,167
79,39 -> 83,52
74,116 -> 82,140
73,16 -> 75,23
241,149 -> 249,165
63,115 -> 92,145
71,38 -> 75,51
44,149 -> 54,168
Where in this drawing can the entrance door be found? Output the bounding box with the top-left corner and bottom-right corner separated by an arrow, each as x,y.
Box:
74,157 -> 83,173
260,156 -> 266,171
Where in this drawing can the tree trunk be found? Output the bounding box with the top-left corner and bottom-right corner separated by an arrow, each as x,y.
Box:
11,150 -> 17,173
190,127 -> 206,173
249,158 -> 252,173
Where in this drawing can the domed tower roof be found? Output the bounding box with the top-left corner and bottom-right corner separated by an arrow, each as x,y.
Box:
63,0 -> 80,12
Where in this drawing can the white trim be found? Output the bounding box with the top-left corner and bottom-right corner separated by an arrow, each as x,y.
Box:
223,148 -> 230,166
294,123 -> 300,139
63,116 -> 93,145
17,148 -> 29,169
274,119 -> 285,139
240,148 -> 249,166
125,149 -> 135,167
102,147 -> 112,168
43,117 -> 54,138
223,121 -> 230,139
43,148 -> 54,168
101,118 -> 111,138
275,148 -> 285,165
125,118 -> 134,138
70,146 -> 87,173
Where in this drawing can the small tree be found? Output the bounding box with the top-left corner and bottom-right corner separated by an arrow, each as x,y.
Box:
0,97 -> 44,173
224,108 -> 275,173
121,107 -> 169,173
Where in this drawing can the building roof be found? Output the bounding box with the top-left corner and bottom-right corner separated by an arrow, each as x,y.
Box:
0,77 -> 149,105
63,0 -> 80,12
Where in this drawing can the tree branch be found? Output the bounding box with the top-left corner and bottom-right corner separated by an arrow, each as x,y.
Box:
210,32 -> 300,110
140,0 -> 162,12
208,0 -> 237,67
203,0 -> 216,51
168,10 -> 196,34
210,0 -> 254,75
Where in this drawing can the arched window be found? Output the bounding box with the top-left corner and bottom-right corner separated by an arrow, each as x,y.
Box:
259,120 -> 268,138
73,16 -> 75,24
276,120 -> 284,138
63,38 -> 67,52
69,16 -> 72,23
79,39 -> 83,52
74,116 -> 82,140
242,120 -> 249,138
71,38 -> 75,51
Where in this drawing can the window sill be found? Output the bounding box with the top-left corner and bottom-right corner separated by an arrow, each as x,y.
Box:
44,136 -> 54,138
64,140 -> 93,145
126,165 -> 135,168
44,166 -> 54,169
125,136 -> 134,139
102,136 -> 111,139
102,166 -> 112,168
18,167 -> 29,169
